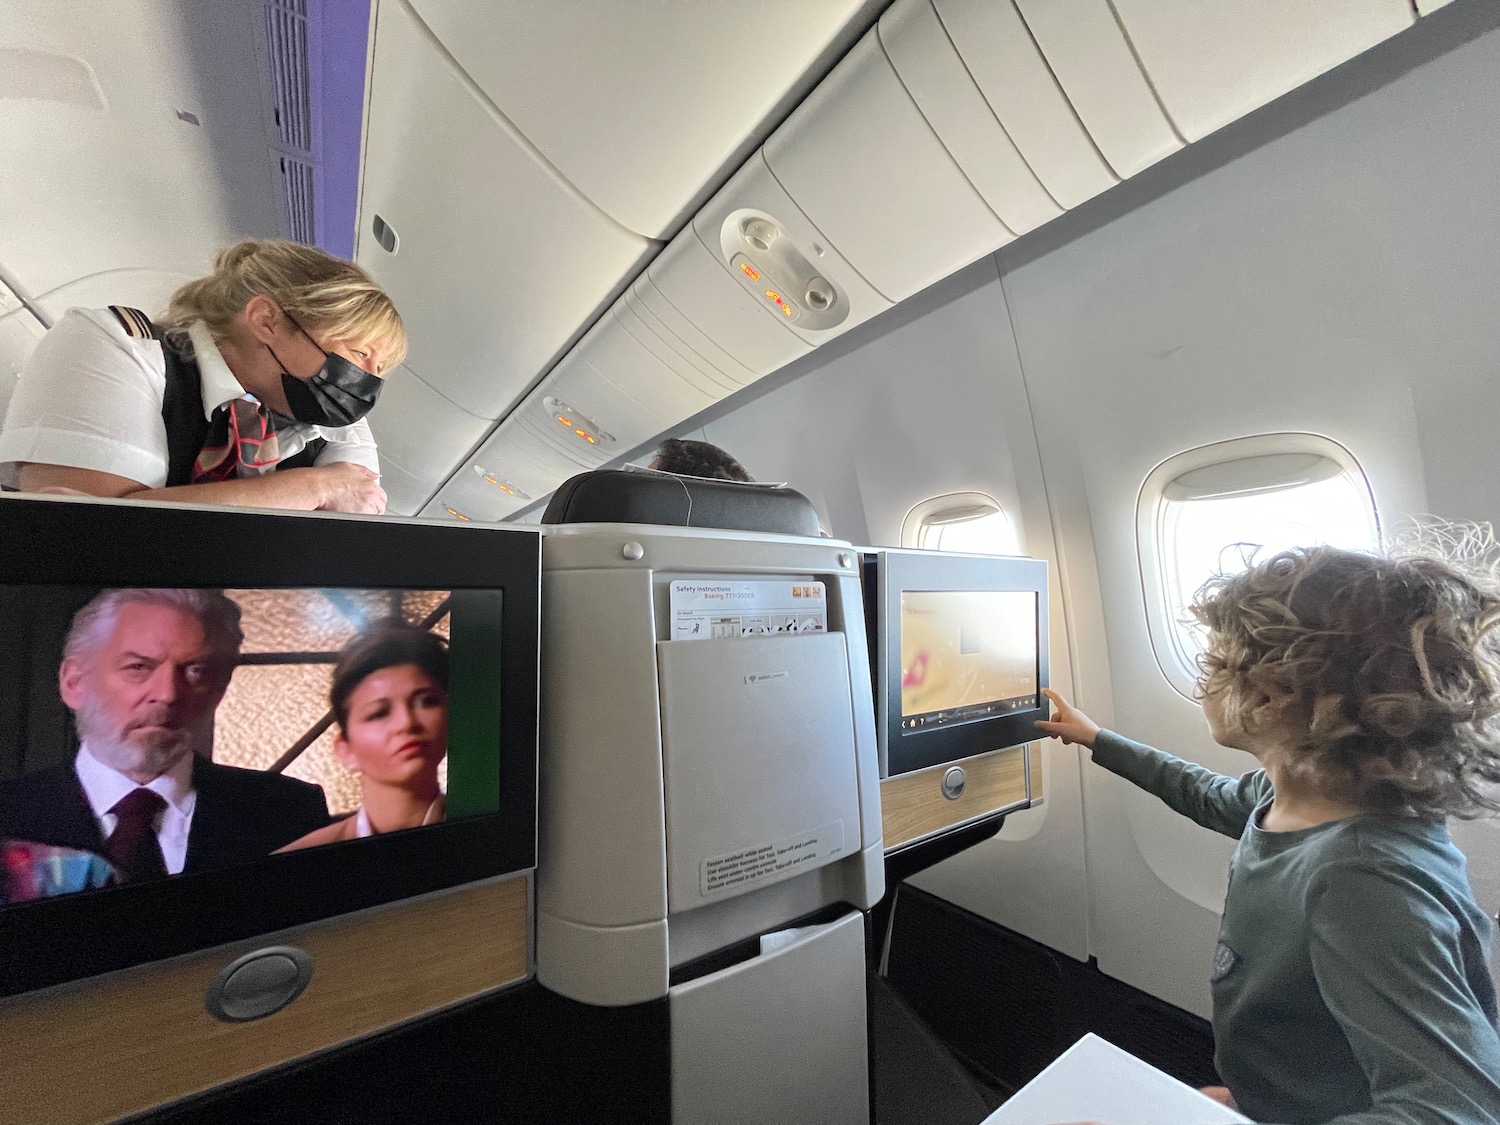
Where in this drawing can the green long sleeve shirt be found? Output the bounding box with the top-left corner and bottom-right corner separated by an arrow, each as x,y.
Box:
1091,729 -> 1500,1125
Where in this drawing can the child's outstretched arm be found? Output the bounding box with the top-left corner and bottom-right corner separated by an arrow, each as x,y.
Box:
1037,689 -> 1267,839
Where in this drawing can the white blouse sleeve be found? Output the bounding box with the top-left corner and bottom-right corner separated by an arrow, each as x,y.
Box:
311,416 -> 381,474
0,308 -> 171,488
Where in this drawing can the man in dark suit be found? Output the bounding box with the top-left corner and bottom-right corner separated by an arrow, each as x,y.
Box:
0,588 -> 330,882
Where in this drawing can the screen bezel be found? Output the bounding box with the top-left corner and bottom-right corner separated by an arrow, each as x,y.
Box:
871,549 -> 1049,777
0,496 -> 539,998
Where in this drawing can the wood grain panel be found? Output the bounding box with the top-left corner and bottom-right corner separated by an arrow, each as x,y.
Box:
881,746 -> 1029,851
0,873 -> 530,1125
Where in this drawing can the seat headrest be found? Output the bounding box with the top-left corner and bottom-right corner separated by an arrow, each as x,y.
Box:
541,470 -> 822,537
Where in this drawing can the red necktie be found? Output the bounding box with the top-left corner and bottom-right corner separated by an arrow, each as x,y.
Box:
105,788 -> 169,882
191,398 -> 283,483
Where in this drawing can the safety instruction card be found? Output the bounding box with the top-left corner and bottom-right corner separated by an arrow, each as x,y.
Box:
670,579 -> 828,641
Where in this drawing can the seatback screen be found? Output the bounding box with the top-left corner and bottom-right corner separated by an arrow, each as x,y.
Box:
899,590 -> 1038,732
0,585 -> 503,905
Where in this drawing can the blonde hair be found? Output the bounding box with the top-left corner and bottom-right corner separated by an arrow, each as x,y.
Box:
159,239 -> 406,369
1192,531 -> 1500,819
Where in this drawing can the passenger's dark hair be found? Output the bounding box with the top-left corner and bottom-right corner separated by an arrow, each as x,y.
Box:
330,625 -> 449,731
1192,541 -> 1500,819
651,438 -> 752,483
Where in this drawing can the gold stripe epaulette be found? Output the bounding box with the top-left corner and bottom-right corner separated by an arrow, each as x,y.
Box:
107,305 -> 154,340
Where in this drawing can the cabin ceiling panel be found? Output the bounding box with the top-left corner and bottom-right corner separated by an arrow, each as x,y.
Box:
689,151 -> 891,345
30,270 -> 196,326
1109,0 -> 1415,143
0,281 -> 23,318
0,308 -> 48,428
357,0 -> 654,422
1010,0 -> 1183,179
930,0 -> 1118,211
364,363 -> 491,484
764,32 -> 1012,304
402,0 -> 882,240
645,232 -> 812,379
878,0 -> 1061,238
0,1 -> 282,304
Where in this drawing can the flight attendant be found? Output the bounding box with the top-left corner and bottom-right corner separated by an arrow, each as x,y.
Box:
0,239 -> 406,514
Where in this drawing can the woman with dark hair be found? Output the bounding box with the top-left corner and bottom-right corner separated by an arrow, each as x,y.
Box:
649,438 -> 752,482
278,626 -> 448,852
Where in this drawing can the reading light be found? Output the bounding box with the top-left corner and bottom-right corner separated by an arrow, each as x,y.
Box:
543,397 -> 614,449
741,217 -> 778,251
471,466 -> 531,500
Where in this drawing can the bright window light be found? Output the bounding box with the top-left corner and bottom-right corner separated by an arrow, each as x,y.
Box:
1160,471 -> 1378,673
919,508 -> 1018,555
903,493 -> 1019,556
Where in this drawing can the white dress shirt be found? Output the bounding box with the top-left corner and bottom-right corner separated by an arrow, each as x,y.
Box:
0,307 -> 379,489
352,795 -> 445,838
73,746 -> 198,875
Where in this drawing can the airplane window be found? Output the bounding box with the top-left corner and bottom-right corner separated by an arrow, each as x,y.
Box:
1140,438 -> 1379,697
902,492 -> 1019,555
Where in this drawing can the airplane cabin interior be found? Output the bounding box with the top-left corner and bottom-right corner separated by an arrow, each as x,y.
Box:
1,2 -> 1499,1123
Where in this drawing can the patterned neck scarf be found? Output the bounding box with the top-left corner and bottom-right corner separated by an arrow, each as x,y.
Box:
191,398 -> 283,483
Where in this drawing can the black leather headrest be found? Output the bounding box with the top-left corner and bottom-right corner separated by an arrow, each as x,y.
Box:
541,470 -> 821,537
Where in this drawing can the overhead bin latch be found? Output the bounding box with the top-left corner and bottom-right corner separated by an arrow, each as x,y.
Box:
719,211 -> 849,332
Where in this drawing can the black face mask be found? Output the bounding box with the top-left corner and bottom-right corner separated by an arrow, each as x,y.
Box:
266,314 -> 383,427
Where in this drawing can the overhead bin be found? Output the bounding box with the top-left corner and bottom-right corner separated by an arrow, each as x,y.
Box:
375,458 -> 438,518
366,363 -> 492,485
930,0 -> 1119,210
763,32 -> 1012,303
356,0 -> 653,421
1108,0 -> 1414,143
878,0 -> 1062,238
364,365 -> 492,516
644,231 -> 813,379
403,0 -> 875,239
1010,0 -> 1183,179
689,151 -> 892,345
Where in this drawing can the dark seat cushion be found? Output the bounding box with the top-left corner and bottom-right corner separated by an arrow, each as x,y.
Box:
541,469 -> 821,537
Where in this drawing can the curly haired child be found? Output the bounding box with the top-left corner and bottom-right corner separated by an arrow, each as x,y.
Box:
1039,543 -> 1500,1125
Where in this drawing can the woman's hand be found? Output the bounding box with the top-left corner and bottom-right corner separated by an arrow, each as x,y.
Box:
308,462 -> 387,515
1034,688 -> 1101,749
1200,1086 -> 1236,1108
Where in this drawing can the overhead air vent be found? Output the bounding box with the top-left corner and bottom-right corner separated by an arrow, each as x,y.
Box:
264,0 -> 313,154
279,156 -> 316,245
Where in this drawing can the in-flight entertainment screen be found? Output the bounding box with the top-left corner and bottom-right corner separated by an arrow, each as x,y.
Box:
0,585 -> 503,906
899,590 -> 1038,733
